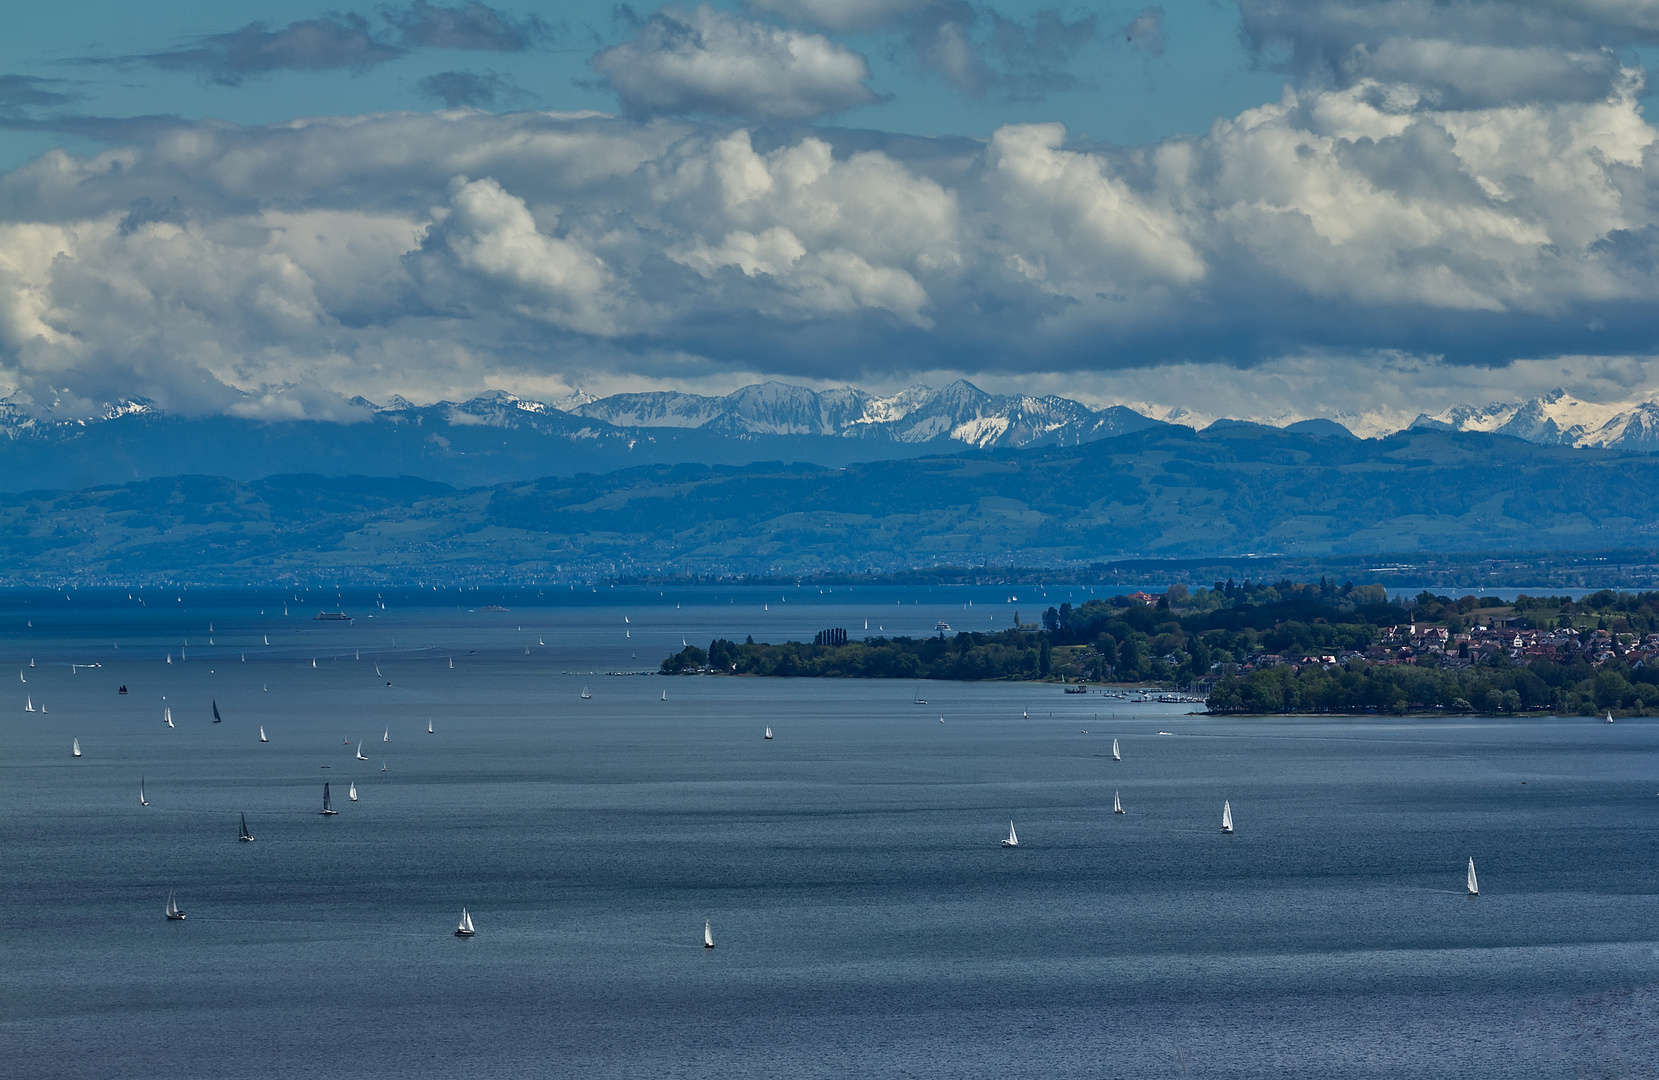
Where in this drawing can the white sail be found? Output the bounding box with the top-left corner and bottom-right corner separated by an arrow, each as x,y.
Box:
449,658 -> 454,669
1221,801 -> 1234,833
1112,738 -> 1121,761
662,690 -> 667,701
1607,711 -> 1615,724
260,726 -> 267,742
581,685 -> 591,699
428,719 -> 434,734
72,738 -> 81,758
165,707 -> 174,727
349,782 -> 358,802
383,728 -> 389,742
764,726 -> 773,739
1467,858 -> 1479,896
140,778 -> 148,806
1113,790 -> 1122,814
356,741 -> 367,760
1002,820 -> 1018,847
704,919 -> 713,948
264,635 -> 269,645
24,695 -> 33,712
456,907 -> 475,936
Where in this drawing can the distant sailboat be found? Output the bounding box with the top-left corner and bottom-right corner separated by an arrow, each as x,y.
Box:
212,699 -> 222,723
349,782 -> 358,802
1112,738 -> 1121,761
140,778 -> 148,806
1607,711 -> 1615,724
165,707 -> 174,728
661,690 -> 667,701
704,919 -> 714,948
1022,708 -> 1028,719
375,664 -> 382,677
259,725 -> 267,743
28,657 -> 33,667
356,741 -> 367,761
1467,857 -> 1479,896
764,726 -> 773,739
448,658 -> 454,669
24,695 -> 33,712
312,659 -> 317,668
239,813 -> 254,842
428,719 -> 434,734
383,728 -> 389,742
581,685 -> 591,700
1113,790 -> 1123,814
321,783 -> 338,815
1221,801 -> 1234,834
538,636 -> 544,646
264,635 -> 269,645
1002,820 -> 1019,847
72,739 -> 81,758
382,761 -> 388,772
455,908 -> 476,937
165,891 -> 186,920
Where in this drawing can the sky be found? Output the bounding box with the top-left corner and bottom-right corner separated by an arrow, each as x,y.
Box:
4,0 -> 1659,428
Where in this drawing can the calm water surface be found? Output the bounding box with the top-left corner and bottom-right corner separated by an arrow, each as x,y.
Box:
1,587 -> 1656,1078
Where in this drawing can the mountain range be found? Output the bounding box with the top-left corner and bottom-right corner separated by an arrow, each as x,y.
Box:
1409,388 -> 1659,449
8,422 -> 1659,583
0,381 -> 1157,491
4,379 -> 1659,494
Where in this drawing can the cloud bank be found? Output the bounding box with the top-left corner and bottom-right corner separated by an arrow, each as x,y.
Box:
5,0 -> 1659,420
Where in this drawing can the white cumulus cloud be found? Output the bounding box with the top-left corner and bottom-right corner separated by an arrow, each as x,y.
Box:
591,5 -> 881,119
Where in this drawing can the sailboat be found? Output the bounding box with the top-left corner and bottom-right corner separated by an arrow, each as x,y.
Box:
1113,790 -> 1123,814
259,726 -> 267,743
1002,820 -> 1019,847
239,813 -> 254,842
703,919 -> 715,949
165,707 -> 174,728
581,685 -> 591,700
24,695 -> 33,712
382,761 -> 388,772
913,686 -> 927,705
356,741 -> 367,761
383,728 -> 389,742
1607,711 -> 1615,724
165,891 -> 186,920
349,782 -> 358,802
264,635 -> 269,645
72,739 -> 81,758
212,699 -> 222,723
1022,708 -> 1028,719
1467,857 -> 1479,896
764,726 -> 773,740
538,636 -> 544,646
661,690 -> 667,701
1112,738 -> 1121,761
428,719 -> 434,734
455,908 -> 476,937
375,664 -> 382,677
320,783 -> 338,815
140,778 -> 148,806
449,658 -> 454,669
1221,801 -> 1234,834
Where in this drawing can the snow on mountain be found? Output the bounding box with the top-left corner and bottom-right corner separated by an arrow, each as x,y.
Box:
1408,388 -> 1659,449
570,379 -> 1157,448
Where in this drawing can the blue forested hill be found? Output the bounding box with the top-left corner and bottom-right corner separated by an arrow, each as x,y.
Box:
4,424 -> 1658,581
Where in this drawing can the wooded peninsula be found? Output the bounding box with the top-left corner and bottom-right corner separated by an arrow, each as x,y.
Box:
660,580 -> 1659,716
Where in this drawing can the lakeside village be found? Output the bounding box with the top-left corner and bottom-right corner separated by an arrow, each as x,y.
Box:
661,580 -> 1659,717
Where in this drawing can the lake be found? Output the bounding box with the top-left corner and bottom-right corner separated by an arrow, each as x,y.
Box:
1,586 -> 1656,1078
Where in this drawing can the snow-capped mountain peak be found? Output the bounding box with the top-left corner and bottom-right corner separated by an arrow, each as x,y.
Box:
1410,388 -> 1659,449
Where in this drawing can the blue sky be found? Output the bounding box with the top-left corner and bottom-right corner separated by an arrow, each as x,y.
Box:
0,0 -> 1283,166
5,1 -> 1659,430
